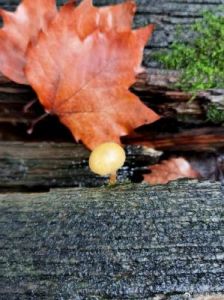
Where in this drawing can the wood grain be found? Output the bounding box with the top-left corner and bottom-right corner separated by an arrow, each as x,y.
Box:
0,181 -> 224,299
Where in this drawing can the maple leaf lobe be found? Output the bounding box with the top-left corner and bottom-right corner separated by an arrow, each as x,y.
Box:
0,0 -> 57,83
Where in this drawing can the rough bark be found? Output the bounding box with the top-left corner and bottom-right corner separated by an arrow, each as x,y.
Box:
0,181 -> 224,299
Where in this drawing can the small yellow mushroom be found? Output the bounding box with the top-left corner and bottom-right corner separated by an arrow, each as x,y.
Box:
89,142 -> 126,184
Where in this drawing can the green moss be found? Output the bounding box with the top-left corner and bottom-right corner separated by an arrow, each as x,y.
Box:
154,8 -> 224,92
206,104 -> 224,124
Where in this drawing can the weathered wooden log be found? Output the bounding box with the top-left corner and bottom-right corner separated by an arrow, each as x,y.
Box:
0,181 -> 224,299
1,141 -> 224,190
0,141 -> 162,190
125,127 -> 224,152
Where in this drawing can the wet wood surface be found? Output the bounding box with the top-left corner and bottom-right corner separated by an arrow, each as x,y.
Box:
0,181 -> 224,299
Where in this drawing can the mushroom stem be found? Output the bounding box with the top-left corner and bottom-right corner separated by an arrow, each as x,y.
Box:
109,172 -> 117,185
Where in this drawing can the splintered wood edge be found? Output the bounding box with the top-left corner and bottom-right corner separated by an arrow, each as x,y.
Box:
135,68 -> 181,90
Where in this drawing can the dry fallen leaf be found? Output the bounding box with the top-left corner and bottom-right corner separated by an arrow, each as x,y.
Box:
144,157 -> 200,185
0,0 -> 57,84
25,0 -> 159,149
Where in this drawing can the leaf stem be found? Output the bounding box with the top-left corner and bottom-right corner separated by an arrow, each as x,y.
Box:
23,98 -> 37,113
27,112 -> 49,134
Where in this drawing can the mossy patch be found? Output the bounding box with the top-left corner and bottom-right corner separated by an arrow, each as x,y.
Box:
154,8 -> 224,93
207,103 -> 224,124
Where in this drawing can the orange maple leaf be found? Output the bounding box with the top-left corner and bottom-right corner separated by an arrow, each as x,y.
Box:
0,0 -> 57,84
25,0 -> 160,150
144,157 -> 200,185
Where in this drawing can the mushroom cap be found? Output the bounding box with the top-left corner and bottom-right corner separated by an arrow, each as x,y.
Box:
89,142 -> 126,176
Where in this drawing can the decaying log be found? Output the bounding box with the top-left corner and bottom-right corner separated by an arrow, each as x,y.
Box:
1,141 -> 224,190
0,181 -> 224,299
0,141 -> 162,190
125,127 -> 224,152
